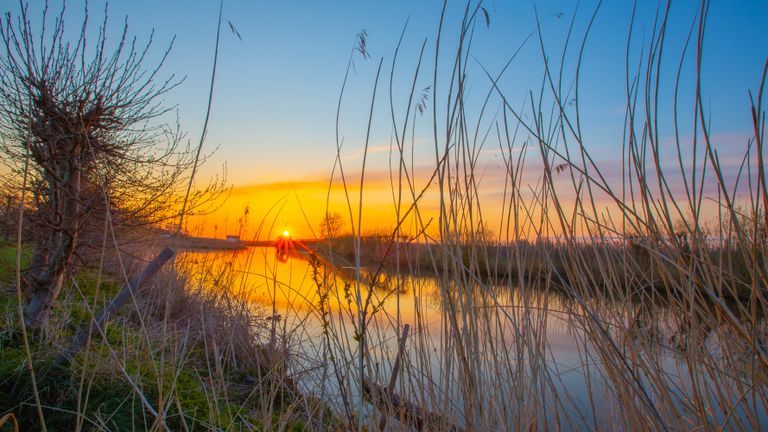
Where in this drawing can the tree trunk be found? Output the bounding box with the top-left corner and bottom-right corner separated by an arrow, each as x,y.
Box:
24,145 -> 81,328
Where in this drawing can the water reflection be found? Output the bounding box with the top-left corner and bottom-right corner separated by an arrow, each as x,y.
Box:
176,246 -> 767,430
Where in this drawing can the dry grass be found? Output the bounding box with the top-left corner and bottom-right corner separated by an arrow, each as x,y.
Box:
0,241 -> 339,430
299,1 -> 768,430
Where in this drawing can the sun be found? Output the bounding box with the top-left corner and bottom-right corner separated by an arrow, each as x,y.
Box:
282,230 -> 290,237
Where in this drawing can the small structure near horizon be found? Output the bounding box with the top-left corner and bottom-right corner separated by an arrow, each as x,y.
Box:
226,235 -> 240,244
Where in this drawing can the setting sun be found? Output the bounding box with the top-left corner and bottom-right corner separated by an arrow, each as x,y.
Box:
282,230 -> 290,237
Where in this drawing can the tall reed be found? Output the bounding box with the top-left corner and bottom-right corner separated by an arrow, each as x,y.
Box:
307,0 -> 768,430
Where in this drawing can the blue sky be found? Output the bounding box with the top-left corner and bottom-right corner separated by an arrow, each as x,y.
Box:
7,0 -> 768,236
39,0 -> 758,182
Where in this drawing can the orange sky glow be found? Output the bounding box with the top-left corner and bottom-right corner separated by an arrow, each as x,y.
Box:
186,174 -> 426,240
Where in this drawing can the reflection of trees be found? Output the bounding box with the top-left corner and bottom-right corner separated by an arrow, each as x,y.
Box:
329,265 -> 410,296
424,276 -> 760,361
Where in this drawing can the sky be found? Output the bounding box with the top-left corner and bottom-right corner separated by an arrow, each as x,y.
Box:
7,1 -> 768,239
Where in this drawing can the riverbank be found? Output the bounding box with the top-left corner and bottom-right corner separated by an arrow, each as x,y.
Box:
158,235 -> 246,251
310,234 -> 762,301
0,242 -> 337,430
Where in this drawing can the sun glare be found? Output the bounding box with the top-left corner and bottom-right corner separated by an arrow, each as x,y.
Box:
282,230 -> 290,237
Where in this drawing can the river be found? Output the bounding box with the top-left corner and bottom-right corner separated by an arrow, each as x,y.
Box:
176,245 -> 767,430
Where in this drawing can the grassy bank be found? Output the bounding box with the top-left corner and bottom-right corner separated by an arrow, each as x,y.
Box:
0,242 -> 336,431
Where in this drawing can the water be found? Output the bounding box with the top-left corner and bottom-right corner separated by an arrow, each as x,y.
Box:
177,246 -> 768,430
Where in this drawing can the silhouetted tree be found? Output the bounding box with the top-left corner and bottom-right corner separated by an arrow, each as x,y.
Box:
320,211 -> 344,239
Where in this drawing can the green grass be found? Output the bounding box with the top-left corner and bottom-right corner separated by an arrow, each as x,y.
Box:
0,242 -> 333,431
0,241 -> 29,285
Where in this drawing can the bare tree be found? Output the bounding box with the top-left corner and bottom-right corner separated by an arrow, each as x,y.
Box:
320,211 -> 344,239
0,2 -> 224,327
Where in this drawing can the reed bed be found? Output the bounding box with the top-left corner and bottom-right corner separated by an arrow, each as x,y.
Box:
291,1 -> 768,430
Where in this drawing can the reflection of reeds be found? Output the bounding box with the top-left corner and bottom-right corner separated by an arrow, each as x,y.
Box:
314,1 -> 768,430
